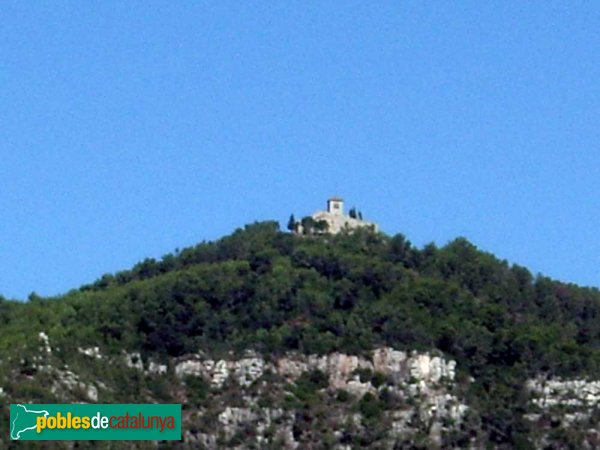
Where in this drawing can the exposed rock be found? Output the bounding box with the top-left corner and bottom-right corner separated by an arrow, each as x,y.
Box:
175,355 -> 267,388
50,368 -> 98,402
211,360 -> 230,387
12,339 -> 479,448
276,357 -> 309,380
170,347 -> 467,448
174,348 -> 459,394
148,361 -> 168,375
311,353 -> 371,390
86,384 -> 99,402
527,377 -> 600,419
525,376 -> 600,448
409,353 -> 455,384
216,406 -> 293,446
78,346 -> 102,359
218,406 -> 258,431
185,431 -> 217,448
176,359 -> 204,378
234,356 -> 265,387
123,352 -> 169,376
373,347 -> 407,377
39,331 -> 51,354
124,352 -> 144,371
345,378 -> 374,396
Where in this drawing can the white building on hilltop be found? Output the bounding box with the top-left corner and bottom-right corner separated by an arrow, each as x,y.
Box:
296,197 -> 378,234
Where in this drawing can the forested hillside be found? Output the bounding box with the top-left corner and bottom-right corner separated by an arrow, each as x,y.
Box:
2,221 -> 600,448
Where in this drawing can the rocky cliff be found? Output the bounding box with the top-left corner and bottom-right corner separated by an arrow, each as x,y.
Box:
5,332 -> 598,449
171,347 -> 466,448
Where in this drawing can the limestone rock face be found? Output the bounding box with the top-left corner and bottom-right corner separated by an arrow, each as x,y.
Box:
276,357 -> 309,380
147,361 -> 167,375
527,377 -> 600,408
216,406 -> 293,446
174,348 -> 459,394
409,354 -> 456,384
174,353 -> 266,388
79,347 -> 102,359
124,352 -> 144,371
527,377 -> 600,419
50,367 -> 98,402
235,356 -> 265,387
523,376 -> 600,448
218,407 -> 258,430
175,347 -> 467,448
18,331 -> 473,448
308,352 -> 372,391
13,328 -> 600,449
373,348 -> 407,376
39,331 -> 52,354
175,359 -> 203,378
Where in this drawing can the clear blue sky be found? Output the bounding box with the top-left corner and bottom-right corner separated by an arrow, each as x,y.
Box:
2,2 -> 599,300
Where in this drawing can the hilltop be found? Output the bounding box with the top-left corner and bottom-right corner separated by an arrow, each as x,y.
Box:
2,221 -> 600,448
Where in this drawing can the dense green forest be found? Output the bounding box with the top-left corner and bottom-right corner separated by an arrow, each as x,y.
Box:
2,221 -> 600,447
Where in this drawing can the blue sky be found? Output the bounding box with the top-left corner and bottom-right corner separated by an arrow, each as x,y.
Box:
1,2 -> 599,300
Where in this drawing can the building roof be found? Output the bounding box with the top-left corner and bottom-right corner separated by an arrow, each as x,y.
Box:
328,196 -> 344,202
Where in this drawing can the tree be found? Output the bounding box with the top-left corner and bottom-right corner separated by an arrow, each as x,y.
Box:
349,207 -> 357,219
314,220 -> 329,234
287,214 -> 296,232
301,216 -> 316,235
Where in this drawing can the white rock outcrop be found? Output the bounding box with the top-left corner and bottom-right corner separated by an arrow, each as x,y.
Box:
50,368 -> 98,402
527,377 -> 600,416
373,348 -> 407,376
78,347 -> 102,359
174,346 -> 467,447
235,356 -> 265,387
175,359 -> 203,378
216,407 -> 291,444
39,332 -> 51,354
124,352 -> 144,371
174,347 -> 458,392
409,354 -> 456,384
148,361 -> 168,375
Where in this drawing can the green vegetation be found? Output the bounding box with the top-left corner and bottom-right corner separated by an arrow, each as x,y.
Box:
286,369 -> 329,407
1,221 -> 600,447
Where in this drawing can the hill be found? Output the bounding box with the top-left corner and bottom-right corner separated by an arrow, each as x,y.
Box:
2,221 -> 600,448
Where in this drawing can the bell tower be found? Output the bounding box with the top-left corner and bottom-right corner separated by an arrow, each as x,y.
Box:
327,196 -> 344,215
